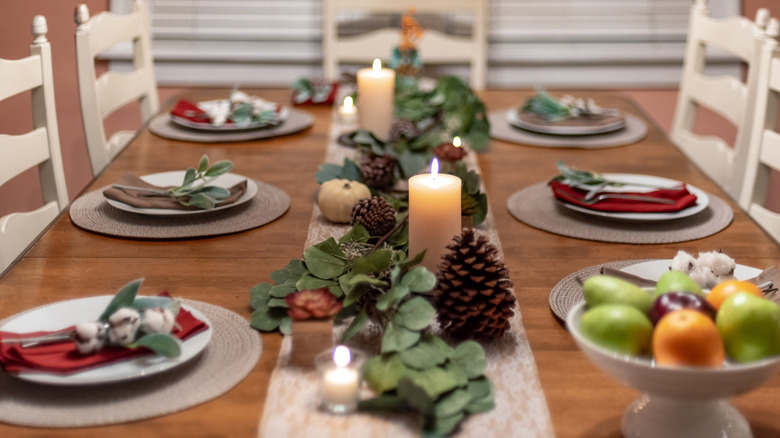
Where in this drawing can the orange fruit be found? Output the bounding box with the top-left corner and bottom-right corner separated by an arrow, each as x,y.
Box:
652,309 -> 725,367
706,280 -> 763,311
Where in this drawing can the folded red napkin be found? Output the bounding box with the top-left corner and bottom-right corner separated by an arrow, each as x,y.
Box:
0,295 -> 208,375
549,180 -> 698,213
170,99 -> 213,124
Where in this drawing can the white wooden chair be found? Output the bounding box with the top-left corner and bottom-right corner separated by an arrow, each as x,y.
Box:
0,16 -> 69,274
669,0 -> 771,201
739,18 -> 780,244
75,0 -> 159,176
322,0 -> 487,90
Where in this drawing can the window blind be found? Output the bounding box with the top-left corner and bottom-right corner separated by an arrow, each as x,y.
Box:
106,0 -> 741,87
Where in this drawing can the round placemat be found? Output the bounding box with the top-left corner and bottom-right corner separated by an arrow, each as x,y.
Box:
549,259 -> 655,322
0,299 -> 262,427
70,181 -> 290,239
489,109 -> 648,148
148,108 -> 314,143
506,182 -> 733,244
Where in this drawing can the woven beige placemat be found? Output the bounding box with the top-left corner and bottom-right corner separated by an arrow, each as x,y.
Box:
0,300 -> 261,427
507,182 -> 733,244
148,108 -> 314,143
489,109 -> 648,148
548,259 -> 656,322
257,102 -> 555,437
70,181 -> 290,239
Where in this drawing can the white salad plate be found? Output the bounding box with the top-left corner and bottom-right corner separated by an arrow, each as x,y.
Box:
620,259 -> 762,282
0,295 -> 212,385
557,173 -> 709,221
507,108 -> 626,135
105,171 -> 258,216
170,99 -> 289,132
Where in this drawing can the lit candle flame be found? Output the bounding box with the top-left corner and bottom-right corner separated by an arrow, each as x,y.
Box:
343,96 -> 353,110
333,345 -> 351,367
372,58 -> 382,71
431,158 -> 439,178
453,137 -> 462,148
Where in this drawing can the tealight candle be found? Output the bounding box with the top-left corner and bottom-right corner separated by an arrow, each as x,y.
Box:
315,345 -> 365,414
356,58 -> 395,140
408,158 -> 462,272
338,96 -> 358,125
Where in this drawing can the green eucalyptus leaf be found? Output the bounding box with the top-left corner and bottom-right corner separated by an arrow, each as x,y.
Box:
397,148 -> 429,178
381,321 -> 420,353
342,158 -> 362,181
411,367 -> 459,398
466,377 -> 493,401
472,192 -> 488,226
433,388 -> 471,419
397,377 -> 434,415
424,412 -> 464,437
315,163 -> 344,184
269,259 -> 308,285
347,273 -> 388,287
394,296 -> 436,330
401,266 -> 437,293
205,160 -> 234,177
364,353 -> 408,393
197,155 -> 209,172
130,296 -> 173,312
250,305 -> 285,332
444,362 -> 469,387
268,298 -> 288,308
327,283 -> 344,298
127,333 -> 181,358
99,278 -> 144,322
249,283 -> 273,310
182,167 -> 197,186
191,185 -> 231,200
269,282 -> 297,298
340,310 -> 368,343
399,335 -> 449,370
181,193 -> 216,210
400,249 -> 427,271
295,273 -> 337,291
279,316 -> 292,335
464,393 -> 495,415
451,341 -> 486,379
338,223 -> 371,245
376,284 -> 409,311
303,238 -> 347,279
358,394 -> 407,412
342,283 -> 367,308
351,249 -> 392,275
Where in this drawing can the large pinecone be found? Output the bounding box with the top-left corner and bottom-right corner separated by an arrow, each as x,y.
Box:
360,154 -> 397,190
351,197 -> 396,237
434,228 -> 516,340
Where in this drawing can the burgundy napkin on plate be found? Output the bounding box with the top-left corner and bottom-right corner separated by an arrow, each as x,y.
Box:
170,99 -> 212,124
103,174 -> 247,210
549,180 -> 698,213
0,295 -> 208,374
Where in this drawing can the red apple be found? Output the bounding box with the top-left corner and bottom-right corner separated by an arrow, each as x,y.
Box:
649,291 -> 716,325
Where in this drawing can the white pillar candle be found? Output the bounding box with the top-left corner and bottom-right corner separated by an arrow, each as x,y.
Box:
321,346 -> 360,408
338,96 -> 358,124
356,58 -> 395,140
408,158 -> 462,273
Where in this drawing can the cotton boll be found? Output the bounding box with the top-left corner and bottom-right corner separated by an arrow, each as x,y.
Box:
670,250 -> 696,274
696,251 -> 736,277
230,90 -> 250,104
204,100 -> 230,127
140,307 -> 175,335
688,266 -> 719,289
108,307 -> 141,345
73,321 -> 107,355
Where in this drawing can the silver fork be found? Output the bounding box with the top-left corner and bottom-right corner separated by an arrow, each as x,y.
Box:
557,190 -> 677,205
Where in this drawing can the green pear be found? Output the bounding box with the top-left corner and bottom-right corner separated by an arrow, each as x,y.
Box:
654,270 -> 703,298
579,304 -> 653,356
583,275 -> 653,314
716,292 -> 780,363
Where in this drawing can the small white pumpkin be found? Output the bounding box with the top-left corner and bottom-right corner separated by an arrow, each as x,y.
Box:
318,179 -> 371,223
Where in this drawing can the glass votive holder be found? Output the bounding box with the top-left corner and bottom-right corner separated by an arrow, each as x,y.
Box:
338,96 -> 358,125
314,345 -> 366,414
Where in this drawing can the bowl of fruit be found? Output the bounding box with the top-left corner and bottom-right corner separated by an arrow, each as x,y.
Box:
567,271 -> 780,438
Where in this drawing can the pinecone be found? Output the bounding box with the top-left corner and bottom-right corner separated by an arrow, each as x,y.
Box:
434,228 -> 516,340
351,197 -> 396,237
360,154 -> 397,190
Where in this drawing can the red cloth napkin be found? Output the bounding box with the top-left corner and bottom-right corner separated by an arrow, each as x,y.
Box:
549,180 -> 698,213
0,295 -> 208,375
170,99 -> 213,124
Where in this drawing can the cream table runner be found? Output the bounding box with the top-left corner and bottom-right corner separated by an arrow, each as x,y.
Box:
258,102 -> 555,436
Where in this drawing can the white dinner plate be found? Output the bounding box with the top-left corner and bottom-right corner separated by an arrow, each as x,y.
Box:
170,100 -> 289,132
621,260 -> 762,282
507,108 -> 626,135
105,171 -> 258,216
0,295 -> 212,385
556,173 -> 710,221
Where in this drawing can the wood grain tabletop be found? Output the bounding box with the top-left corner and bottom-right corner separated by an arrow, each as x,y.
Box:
1,88 -> 778,438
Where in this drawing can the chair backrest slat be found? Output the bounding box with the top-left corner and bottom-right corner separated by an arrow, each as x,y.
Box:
0,57 -> 43,101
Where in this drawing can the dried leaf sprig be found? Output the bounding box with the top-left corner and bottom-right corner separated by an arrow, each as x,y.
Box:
399,6 -> 424,51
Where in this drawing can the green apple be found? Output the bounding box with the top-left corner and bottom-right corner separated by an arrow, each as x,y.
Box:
716,292 -> 780,362
579,304 -> 653,356
655,270 -> 703,298
583,275 -> 653,314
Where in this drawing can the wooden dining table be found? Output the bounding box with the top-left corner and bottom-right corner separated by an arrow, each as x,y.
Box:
1,88 -> 779,438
